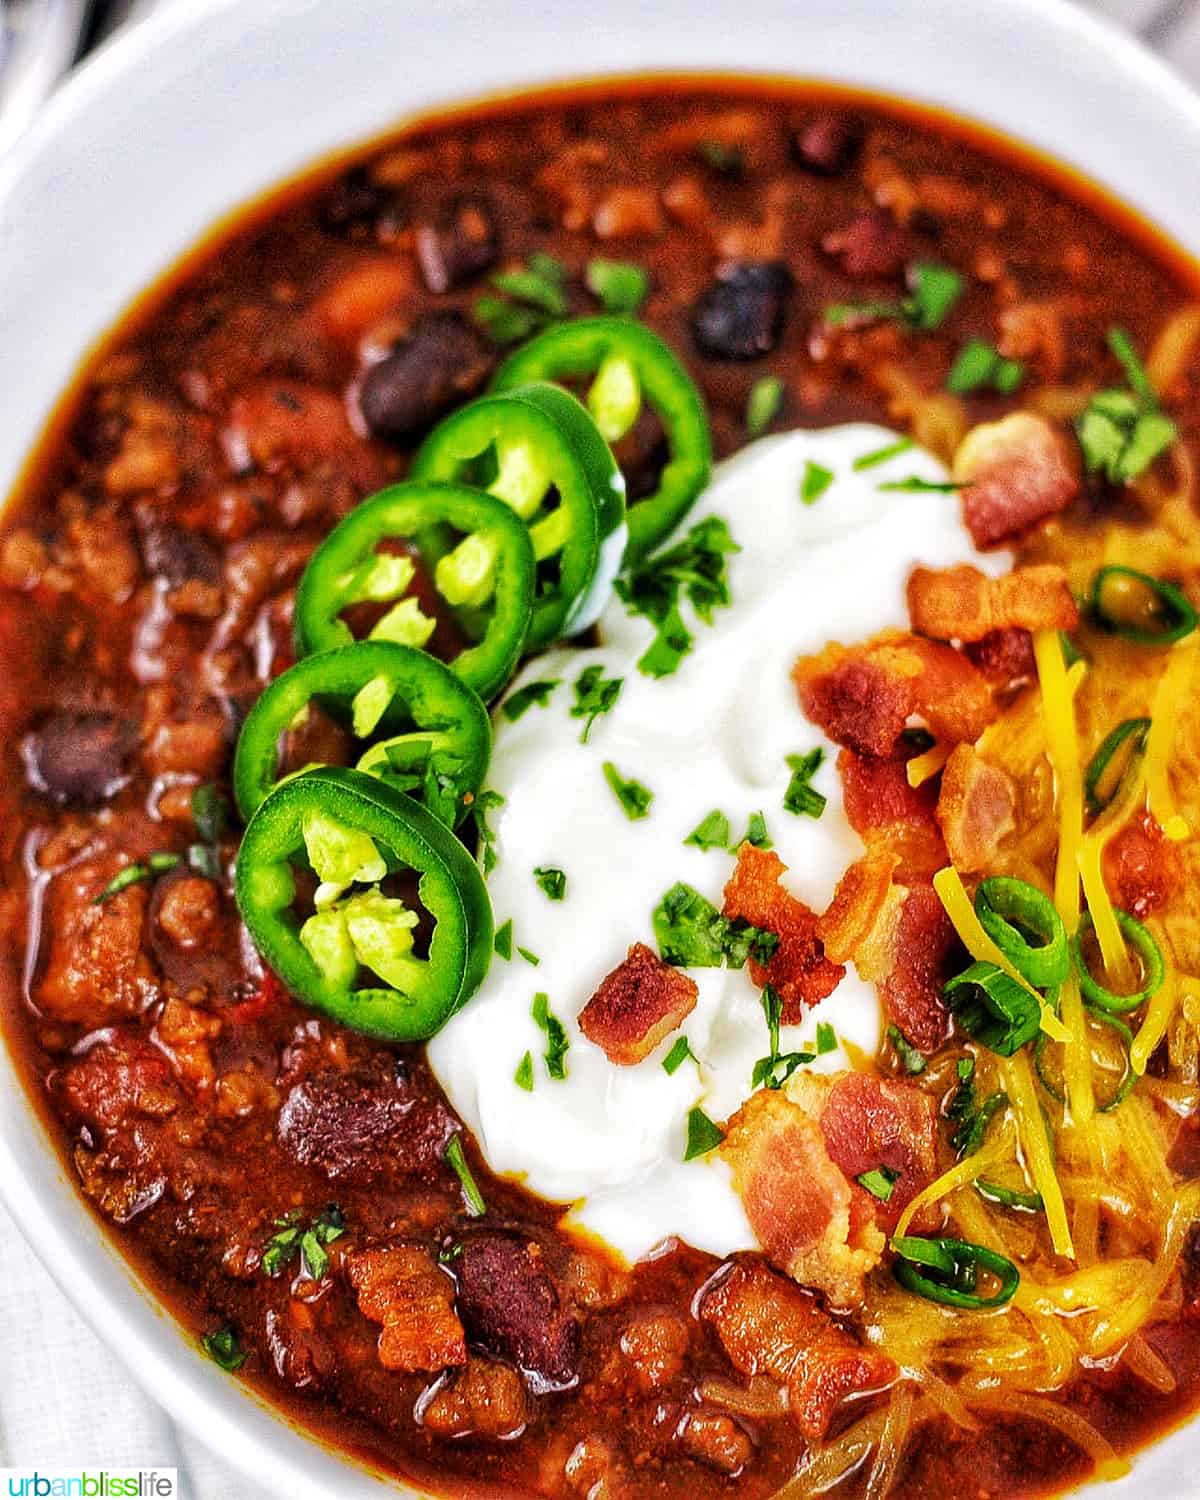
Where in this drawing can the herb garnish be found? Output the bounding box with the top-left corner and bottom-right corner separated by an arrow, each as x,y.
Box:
474,252 -> 569,343
684,1106 -> 726,1160
853,438 -> 915,471
502,679 -> 561,721
202,1325 -> 248,1373
733,811 -> 772,850
696,140 -> 746,177
534,865 -> 567,901
824,261 -> 964,334
685,810 -> 731,851
379,742 -> 466,828
517,945 -> 541,967
750,984 -> 814,1090
652,882 -> 774,971
494,919 -> 514,960
586,259 -> 650,315
471,789 -> 505,874
532,992 -> 570,1080
858,1167 -> 899,1202
801,460 -> 834,505
783,748 -> 827,819
663,1036 -> 699,1075
191,783 -> 230,845
94,851 -> 181,903
261,1207 -> 346,1281
1076,327 -> 1177,483
746,376 -> 785,437
888,1024 -> 927,1075
571,664 -> 623,742
603,762 -> 654,820
816,1020 -> 837,1055
876,476 -> 963,493
947,1057 -> 1009,1158
514,1050 -> 535,1092
614,516 -> 739,679
445,1134 -> 487,1217
946,337 -> 1024,395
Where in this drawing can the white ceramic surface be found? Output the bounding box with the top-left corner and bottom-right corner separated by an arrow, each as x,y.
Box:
1,0 -> 1199,1494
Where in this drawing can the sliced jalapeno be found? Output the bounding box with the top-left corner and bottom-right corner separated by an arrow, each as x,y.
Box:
974,877 -> 1070,990
1090,565 -> 1198,646
233,642 -> 490,826
412,381 -> 625,646
235,766 -> 492,1042
1072,908 -> 1164,1014
294,481 -> 535,701
492,317 -> 712,563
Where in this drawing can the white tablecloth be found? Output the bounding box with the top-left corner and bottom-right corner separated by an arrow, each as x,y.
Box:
2,0 -> 1199,1493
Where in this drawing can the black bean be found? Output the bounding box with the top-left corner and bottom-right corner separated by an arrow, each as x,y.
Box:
358,312 -> 493,442
415,192 -> 501,294
21,712 -> 134,807
790,114 -> 863,176
452,1233 -> 581,1393
318,166 -> 390,240
690,262 -> 793,361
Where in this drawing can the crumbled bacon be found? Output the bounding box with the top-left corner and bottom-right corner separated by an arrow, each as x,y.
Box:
952,412 -> 1079,549
794,631 -> 996,757
818,849 -> 902,968
836,744 -> 948,882
347,1245 -> 466,1374
722,845 -> 845,1023
907,563 -> 1078,642
699,1259 -> 896,1439
578,943 -> 698,1065
1103,812 -> 1183,919
721,1091 -> 884,1307
964,626 -> 1037,688
880,884 -> 958,1052
935,744 -> 1017,873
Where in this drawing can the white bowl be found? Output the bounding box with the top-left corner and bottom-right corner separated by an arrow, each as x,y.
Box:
2,0 -> 1199,1494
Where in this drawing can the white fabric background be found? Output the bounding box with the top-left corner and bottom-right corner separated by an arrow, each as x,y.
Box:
2,0 -> 1200,1493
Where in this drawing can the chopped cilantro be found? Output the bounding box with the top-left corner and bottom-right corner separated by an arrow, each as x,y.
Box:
534,865 -> 567,901
663,1036 -> 698,1075
444,1134 -> 487,1217
614,516 -> 739,679
1076,327 -> 1177,484
586,258 -> 650,315
262,1207 -> 345,1281
517,945 -> 541,967
494,919 -> 514,960
733,810 -> 772,850
877,475 -> 962,493
532,992 -> 570,1080
746,376 -> 785,437
816,1020 -> 837,1055
472,296 -> 542,346
947,1056 -> 1009,1158
904,261 -> 964,331
857,1166 -> 899,1202
571,664 -> 623,741
946,337 -> 1024,396
654,882 -> 730,967
471,789 -> 505,874
887,1024 -> 927,1075
502,679 -> 561,721
801,460 -> 834,505
491,252 -> 569,316
514,1050 -> 535,1092
783,748 -> 827,819
750,985 -> 814,1090
683,1106 -> 725,1160
202,1325 -> 247,1372
603,761 -> 654,820
685,810 -> 731,851
853,437 -> 914,471
94,852 -> 181,904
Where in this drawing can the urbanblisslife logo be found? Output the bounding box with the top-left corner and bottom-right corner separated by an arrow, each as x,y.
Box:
0,1472 -> 177,1498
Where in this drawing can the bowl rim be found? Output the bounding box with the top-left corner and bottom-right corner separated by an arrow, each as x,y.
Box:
3,1 -> 1200,1495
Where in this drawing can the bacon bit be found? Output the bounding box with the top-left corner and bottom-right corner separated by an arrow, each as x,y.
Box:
347,1245 -> 466,1374
794,631 -> 996,757
964,626 -> 1038,688
907,563 -> 1078,643
821,210 -> 907,279
936,744 -> 1016,873
952,412 -> 1080,549
722,1091 -> 885,1307
818,849 -> 903,969
578,943 -> 698,1066
722,845 -> 845,1024
791,1072 -> 939,1229
1103,812 -> 1183,919
837,746 -> 948,883
699,1258 -> 896,1439
880,884 -> 959,1053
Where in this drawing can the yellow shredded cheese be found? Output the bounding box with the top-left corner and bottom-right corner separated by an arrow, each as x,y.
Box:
1131,959 -> 1179,1076
906,741 -> 951,788
1144,636 -> 1196,842
1001,1051 -> 1075,1259
892,1125 -> 1013,1240
932,867 -> 1070,1042
1032,630 -> 1085,928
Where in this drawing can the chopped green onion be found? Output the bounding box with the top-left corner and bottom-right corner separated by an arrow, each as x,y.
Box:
904,262 -> 965,331
94,853 -> 181,903
858,1167 -> 898,1202
946,337 -> 1025,396
734,810 -> 772,850
494,919 -> 514,960
663,1035 -> 698,1075
892,1235 -> 1019,1309
684,1106 -> 725,1160
517,945 -> 540,967
746,376 -> 785,437
816,1020 -> 837,1055
571,664 -> 623,741
471,789 -> 504,875
473,296 -> 542,346
1072,909 -> 1164,1015
974,876 -> 1069,990
1108,325 -> 1157,403
944,961 -> 1041,1057
444,1134 -> 487,1217
1090,565 -> 1197,646
491,254 -> 569,316
502,679 -> 561,721
974,1179 -> 1044,1212
948,1060 -> 1009,1158
877,475 -> 962,493
685,810 -> 731,850
603,762 -> 654,821
534,866 -> 567,901
801,460 -> 834,505
1084,717 -> 1151,816
514,1050 -> 535,1092
585,258 -> 650,315
532,991 -> 569,1079
202,1325 -> 248,1372
783,748 -> 827,819
853,438 -> 914,471
887,1024 -> 927,1074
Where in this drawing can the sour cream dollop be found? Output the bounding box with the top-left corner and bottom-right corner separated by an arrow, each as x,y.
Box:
429,425 -> 1001,1264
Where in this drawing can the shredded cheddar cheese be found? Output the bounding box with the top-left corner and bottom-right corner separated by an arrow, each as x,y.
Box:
906,741 -> 951,788
1001,1051 -> 1075,1259
1144,636 -> 1196,842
